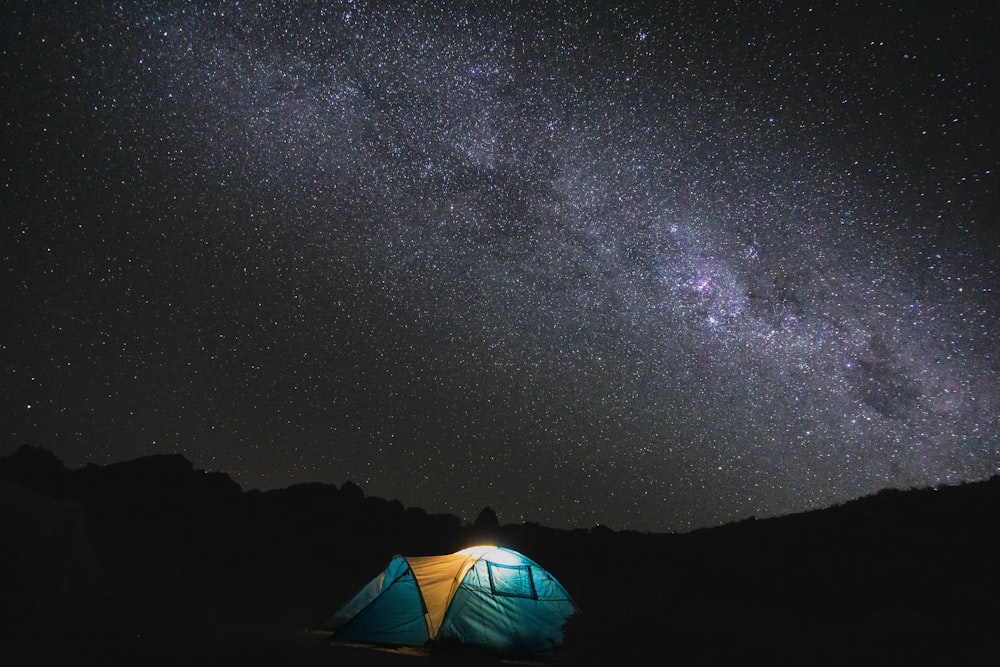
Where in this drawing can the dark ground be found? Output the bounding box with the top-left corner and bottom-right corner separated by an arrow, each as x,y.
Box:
2,445 -> 998,666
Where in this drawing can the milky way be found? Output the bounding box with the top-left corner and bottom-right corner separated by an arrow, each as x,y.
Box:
3,1 -> 998,530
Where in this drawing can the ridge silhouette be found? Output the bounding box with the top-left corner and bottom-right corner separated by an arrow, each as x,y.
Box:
2,444 -> 998,665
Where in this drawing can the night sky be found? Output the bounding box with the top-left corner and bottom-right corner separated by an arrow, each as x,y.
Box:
3,1 -> 998,532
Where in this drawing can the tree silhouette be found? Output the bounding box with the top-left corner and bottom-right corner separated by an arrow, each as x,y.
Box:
473,506 -> 500,532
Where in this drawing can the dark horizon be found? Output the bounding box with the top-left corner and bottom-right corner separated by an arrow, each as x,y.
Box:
3,439 -> 999,665
5,442 -> 1000,536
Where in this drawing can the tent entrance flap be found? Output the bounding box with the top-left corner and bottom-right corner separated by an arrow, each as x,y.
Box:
405,550 -> 482,639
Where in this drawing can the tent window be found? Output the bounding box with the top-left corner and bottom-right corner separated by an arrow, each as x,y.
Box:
486,562 -> 537,599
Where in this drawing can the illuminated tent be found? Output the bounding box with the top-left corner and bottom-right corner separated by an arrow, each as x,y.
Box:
322,546 -> 578,653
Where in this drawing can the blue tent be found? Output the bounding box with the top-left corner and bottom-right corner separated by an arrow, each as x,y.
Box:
323,546 -> 578,653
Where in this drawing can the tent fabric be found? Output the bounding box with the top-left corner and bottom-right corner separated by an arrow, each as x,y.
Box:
324,556 -> 429,645
323,546 -> 577,653
405,549 -> 483,638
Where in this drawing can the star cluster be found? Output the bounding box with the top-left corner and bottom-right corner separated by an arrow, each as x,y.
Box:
3,1 -> 998,530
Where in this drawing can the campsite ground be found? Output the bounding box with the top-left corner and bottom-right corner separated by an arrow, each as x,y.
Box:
9,628 -> 555,667
3,448 -> 999,666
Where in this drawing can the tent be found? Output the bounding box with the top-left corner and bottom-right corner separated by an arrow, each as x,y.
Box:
322,545 -> 578,654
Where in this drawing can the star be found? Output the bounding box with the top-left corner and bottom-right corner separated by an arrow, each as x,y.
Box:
2,1 -> 998,532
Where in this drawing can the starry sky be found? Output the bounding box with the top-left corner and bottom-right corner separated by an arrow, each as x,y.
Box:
3,1 -> 998,532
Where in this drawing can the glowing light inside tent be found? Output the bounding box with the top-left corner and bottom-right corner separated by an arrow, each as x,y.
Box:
457,545 -> 522,566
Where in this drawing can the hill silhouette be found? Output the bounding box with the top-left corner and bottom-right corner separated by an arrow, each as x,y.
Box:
1,444 -> 998,665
